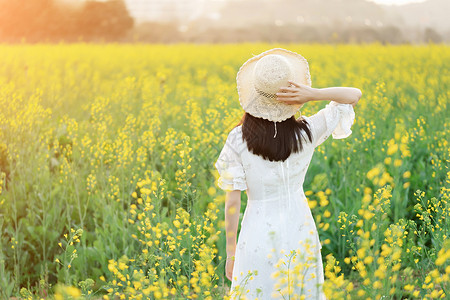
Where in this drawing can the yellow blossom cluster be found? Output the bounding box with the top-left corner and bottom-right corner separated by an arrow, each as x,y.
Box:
366,163 -> 394,188
102,176 -> 222,299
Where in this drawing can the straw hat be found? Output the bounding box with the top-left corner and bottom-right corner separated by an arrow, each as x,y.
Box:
236,48 -> 311,122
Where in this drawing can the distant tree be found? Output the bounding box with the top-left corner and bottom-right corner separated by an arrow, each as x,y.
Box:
75,0 -> 134,41
358,27 -> 381,43
380,25 -> 404,44
0,0 -> 61,41
296,25 -> 322,43
131,22 -> 181,43
423,27 -> 442,43
0,0 -> 134,42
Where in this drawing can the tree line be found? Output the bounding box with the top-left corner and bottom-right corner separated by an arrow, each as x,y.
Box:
0,0 -> 133,42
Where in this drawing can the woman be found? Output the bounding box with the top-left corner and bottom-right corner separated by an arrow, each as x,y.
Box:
215,48 -> 361,299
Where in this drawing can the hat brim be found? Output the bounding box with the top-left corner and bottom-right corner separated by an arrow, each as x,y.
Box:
236,48 -> 312,122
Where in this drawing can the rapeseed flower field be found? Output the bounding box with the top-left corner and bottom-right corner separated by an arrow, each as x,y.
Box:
0,43 -> 448,299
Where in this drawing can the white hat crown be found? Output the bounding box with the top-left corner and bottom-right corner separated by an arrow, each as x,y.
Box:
253,54 -> 293,95
236,48 -> 311,122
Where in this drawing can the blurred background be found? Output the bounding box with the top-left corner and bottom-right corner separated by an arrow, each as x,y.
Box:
0,0 -> 448,44
0,0 -> 450,44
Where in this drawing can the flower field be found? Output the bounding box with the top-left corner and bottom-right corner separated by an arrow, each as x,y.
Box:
0,43 -> 449,299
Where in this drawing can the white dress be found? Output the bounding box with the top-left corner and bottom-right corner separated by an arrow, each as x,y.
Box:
215,101 -> 355,300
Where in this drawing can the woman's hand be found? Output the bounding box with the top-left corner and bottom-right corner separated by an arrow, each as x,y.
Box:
226,255 -> 235,281
276,80 -> 315,105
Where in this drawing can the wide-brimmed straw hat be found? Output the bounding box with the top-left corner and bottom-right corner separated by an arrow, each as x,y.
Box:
236,48 -> 311,122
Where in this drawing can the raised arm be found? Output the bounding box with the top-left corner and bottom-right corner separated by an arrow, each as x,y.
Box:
276,80 -> 362,107
310,86 -> 362,107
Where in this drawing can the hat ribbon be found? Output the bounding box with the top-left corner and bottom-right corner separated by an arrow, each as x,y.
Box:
255,87 -> 277,99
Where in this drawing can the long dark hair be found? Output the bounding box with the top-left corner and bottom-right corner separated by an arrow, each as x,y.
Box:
235,112 -> 313,162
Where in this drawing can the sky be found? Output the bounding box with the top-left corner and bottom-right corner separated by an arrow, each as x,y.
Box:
367,0 -> 427,5
62,0 -> 428,5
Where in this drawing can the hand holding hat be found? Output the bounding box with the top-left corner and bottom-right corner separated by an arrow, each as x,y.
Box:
276,80 -> 315,105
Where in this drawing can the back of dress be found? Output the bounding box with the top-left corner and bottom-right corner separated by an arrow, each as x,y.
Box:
215,101 -> 355,300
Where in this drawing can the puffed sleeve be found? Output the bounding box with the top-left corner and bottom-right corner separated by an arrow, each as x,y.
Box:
304,101 -> 355,148
214,127 -> 247,191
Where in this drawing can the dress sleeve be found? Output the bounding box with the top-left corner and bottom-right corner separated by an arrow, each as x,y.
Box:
304,101 -> 355,148
214,128 -> 247,191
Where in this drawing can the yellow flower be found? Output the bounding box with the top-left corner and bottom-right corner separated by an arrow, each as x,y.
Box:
383,158 -> 392,166
173,219 -> 181,228
387,143 -> 398,156
363,210 -> 374,220
366,167 -> 381,180
364,256 -> 373,264
373,280 -> 382,289
364,187 -> 372,195
381,244 -> 392,257
374,268 -> 385,279
65,286 -> 81,298
307,200 -> 317,209
207,186 -> 216,196
118,262 -> 128,270
392,263 -> 401,271
154,291 -> 162,299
